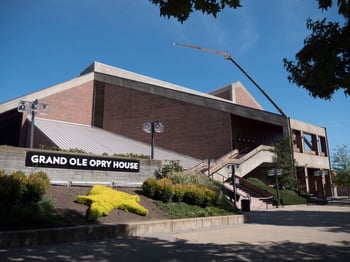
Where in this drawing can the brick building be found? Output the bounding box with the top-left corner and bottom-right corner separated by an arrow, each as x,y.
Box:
0,62 -> 333,197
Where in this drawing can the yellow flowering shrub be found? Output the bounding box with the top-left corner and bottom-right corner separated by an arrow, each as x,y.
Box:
76,185 -> 148,221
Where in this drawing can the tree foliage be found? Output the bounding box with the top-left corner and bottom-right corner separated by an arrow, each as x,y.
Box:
149,0 -> 349,100
332,144 -> 350,174
332,145 -> 350,195
283,0 -> 350,99
149,0 -> 241,22
272,137 -> 297,189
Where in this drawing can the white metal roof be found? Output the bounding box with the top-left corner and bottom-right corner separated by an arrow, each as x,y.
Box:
34,118 -> 200,168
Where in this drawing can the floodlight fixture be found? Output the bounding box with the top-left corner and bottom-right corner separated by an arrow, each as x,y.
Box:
143,121 -> 164,159
17,99 -> 49,148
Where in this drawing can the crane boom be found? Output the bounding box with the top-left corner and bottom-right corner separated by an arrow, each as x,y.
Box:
174,43 -> 287,117
174,43 -> 232,60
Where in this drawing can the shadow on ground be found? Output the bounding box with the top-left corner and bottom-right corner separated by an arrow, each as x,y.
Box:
1,236 -> 349,261
244,201 -> 350,234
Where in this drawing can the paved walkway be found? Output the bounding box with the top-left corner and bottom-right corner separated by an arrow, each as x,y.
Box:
1,201 -> 349,261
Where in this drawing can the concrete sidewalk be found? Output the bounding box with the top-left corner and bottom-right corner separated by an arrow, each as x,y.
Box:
1,202 -> 349,261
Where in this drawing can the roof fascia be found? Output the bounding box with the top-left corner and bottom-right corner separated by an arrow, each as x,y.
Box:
95,72 -> 287,127
0,73 -> 94,114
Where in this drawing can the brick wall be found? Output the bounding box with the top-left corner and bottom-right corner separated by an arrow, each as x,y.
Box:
235,86 -> 262,110
38,81 -> 94,125
102,84 -> 232,160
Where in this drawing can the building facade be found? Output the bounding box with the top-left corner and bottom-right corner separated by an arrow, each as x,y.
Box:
0,62 -> 332,196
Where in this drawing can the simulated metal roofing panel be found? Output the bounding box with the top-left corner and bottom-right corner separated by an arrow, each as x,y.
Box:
34,118 -> 200,168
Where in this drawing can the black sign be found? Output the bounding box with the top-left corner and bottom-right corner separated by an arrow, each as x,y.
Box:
25,151 -> 139,172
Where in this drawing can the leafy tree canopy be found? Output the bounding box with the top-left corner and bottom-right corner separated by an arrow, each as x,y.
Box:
332,144 -> 350,174
272,137 -> 297,189
149,0 -> 349,100
332,144 -> 350,194
149,0 -> 241,22
283,0 -> 349,99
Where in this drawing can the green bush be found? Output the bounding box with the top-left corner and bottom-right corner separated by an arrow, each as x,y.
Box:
142,177 -> 159,198
156,178 -> 175,202
173,183 -> 187,202
181,184 -> 216,207
280,189 -> 307,205
0,171 -> 26,207
0,197 -> 69,230
0,170 -> 50,207
142,172 -> 220,207
22,171 -> 50,203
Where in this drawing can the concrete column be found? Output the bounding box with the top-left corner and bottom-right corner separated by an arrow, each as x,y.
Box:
304,165 -> 310,194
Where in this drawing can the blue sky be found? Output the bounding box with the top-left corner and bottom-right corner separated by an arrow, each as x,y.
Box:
0,0 -> 349,157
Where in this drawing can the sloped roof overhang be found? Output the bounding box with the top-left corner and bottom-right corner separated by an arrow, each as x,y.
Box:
94,71 -> 287,127
0,61 -> 287,128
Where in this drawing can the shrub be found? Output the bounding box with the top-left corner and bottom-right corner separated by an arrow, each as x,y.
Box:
142,177 -> 159,199
22,171 -> 50,203
0,171 -> 26,207
173,183 -> 186,202
156,178 -> 175,203
142,172 -> 221,207
181,184 -> 217,207
280,189 -> 307,205
0,171 -> 50,208
159,160 -> 183,177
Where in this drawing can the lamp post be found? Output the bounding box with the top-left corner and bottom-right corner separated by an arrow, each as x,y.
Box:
143,121 -> 164,159
17,99 -> 48,148
268,168 -> 282,207
233,165 -> 240,208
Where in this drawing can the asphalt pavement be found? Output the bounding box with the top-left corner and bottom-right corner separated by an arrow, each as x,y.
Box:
1,200 -> 349,261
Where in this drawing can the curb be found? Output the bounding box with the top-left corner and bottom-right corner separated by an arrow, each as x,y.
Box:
0,215 -> 245,249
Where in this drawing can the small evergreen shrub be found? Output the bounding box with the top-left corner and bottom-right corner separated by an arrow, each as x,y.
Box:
142,177 -> 159,199
142,172 -> 219,208
0,171 -> 26,207
156,178 -> 175,202
0,171 -> 50,207
22,171 -> 50,203
173,184 -> 186,202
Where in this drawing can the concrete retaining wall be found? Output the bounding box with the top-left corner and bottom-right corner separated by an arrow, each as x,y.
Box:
0,146 -> 162,187
0,215 -> 245,248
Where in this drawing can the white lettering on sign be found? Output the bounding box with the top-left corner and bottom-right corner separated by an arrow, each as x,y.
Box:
89,159 -> 113,168
69,157 -> 88,167
26,151 -> 139,172
31,154 -> 68,165
113,161 -> 138,170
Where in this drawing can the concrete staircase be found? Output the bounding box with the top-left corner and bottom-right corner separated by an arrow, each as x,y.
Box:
190,145 -> 276,211
223,183 -> 274,210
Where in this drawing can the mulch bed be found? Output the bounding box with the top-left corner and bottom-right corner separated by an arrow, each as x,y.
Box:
46,186 -> 170,226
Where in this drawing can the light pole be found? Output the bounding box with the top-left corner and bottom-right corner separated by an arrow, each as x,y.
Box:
268,168 -> 282,207
17,99 -> 48,148
143,121 -> 164,159
233,165 -> 240,208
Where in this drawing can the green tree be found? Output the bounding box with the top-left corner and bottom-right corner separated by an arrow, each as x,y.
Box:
283,0 -> 350,99
272,137 -> 297,189
149,0 -> 241,23
332,144 -> 350,195
149,0 -> 349,99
